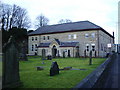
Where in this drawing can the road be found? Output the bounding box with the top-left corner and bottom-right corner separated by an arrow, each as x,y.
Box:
102,53 -> 120,88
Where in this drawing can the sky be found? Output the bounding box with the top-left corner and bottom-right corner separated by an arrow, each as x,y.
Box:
1,0 -> 119,42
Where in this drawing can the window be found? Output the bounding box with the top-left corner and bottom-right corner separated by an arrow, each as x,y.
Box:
91,33 -> 95,38
35,37 -> 37,40
92,46 -> 95,51
35,44 -> 37,51
101,44 -> 103,51
35,44 -> 37,48
86,44 -> 89,51
91,44 -> 95,51
43,36 -> 45,40
68,35 -> 71,39
32,45 -> 34,51
73,34 -> 77,39
32,37 -> 34,41
85,34 -> 89,38
86,46 -> 89,51
47,36 -> 50,40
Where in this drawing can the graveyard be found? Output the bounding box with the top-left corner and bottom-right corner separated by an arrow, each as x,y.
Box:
19,56 -> 106,88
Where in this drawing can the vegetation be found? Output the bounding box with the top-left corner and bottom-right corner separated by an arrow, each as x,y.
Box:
19,57 -> 106,88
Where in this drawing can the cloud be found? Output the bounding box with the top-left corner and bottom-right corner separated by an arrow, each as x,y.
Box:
2,0 -> 119,35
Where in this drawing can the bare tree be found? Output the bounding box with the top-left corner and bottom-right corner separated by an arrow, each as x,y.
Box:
1,3 -> 31,30
1,3 -> 12,30
58,19 -> 72,24
35,14 -> 49,28
10,4 -> 31,29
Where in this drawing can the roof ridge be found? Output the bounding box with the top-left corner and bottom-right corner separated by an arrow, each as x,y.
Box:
44,20 -> 90,27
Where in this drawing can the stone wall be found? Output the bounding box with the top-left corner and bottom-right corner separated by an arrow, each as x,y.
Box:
28,30 -> 113,57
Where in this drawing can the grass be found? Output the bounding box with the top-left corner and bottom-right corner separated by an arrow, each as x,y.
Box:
19,57 -> 106,88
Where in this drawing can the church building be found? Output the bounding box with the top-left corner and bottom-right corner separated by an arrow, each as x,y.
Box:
28,21 -> 114,57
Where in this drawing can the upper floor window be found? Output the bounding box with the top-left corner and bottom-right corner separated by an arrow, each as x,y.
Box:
85,34 -> 89,38
73,34 -> 77,39
91,33 -> 95,38
43,36 -> 45,40
35,37 -> 37,41
47,36 -> 50,40
68,35 -> 71,39
32,37 -> 34,41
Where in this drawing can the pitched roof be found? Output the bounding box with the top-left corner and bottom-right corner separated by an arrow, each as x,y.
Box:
28,21 -> 102,36
38,41 -> 79,48
60,42 -> 79,47
38,43 -> 50,47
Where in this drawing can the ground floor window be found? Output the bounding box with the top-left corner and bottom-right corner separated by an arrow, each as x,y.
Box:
32,45 -> 34,51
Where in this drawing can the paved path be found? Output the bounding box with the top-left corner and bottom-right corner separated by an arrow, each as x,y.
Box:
102,53 -> 120,88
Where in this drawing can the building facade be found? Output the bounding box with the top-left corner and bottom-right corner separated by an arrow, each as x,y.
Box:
28,21 -> 114,57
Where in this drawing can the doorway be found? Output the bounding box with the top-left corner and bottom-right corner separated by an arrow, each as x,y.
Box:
52,45 -> 57,58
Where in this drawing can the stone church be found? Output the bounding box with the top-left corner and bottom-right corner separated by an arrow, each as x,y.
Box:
28,21 -> 114,57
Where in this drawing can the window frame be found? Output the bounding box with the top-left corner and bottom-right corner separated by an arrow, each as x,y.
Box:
32,37 -> 34,41
47,36 -> 50,40
68,35 -> 72,39
85,33 -> 89,38
73,34 -> 77,39
43,36 -> 45,40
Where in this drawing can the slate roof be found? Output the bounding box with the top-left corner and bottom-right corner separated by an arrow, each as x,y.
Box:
38,41 -> 79,48
38,43 -> 51,47
28,21 -> 102,36
60,42 -> 79,47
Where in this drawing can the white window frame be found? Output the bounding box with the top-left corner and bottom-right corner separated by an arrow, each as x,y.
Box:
85,34 -> 89,38
73,34 -> 77,39
91,33 -> 95,38
68,35 -> 71,39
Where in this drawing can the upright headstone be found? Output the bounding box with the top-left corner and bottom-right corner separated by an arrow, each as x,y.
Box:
19,41 -> 28,61
50,61 -> 59,76
42,49 -> 46,60
84,50 -> 86,58
2,36 -> 22,88
89,50 -> 92,65
63,51 -> 65,58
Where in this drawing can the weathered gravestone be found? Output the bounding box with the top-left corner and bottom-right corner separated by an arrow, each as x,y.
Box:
89,50 -> 92,65
63,67 -> 72,70
19,41 -> 28,61
2,36 -> 22,88
50,61 -> 59,76
42,49 -> 46,60
84,50 -> 86,58
63,51 -> 65,58
36,66 -> 44,71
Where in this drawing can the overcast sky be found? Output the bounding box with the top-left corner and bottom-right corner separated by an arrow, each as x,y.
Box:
1,0 -> 119,36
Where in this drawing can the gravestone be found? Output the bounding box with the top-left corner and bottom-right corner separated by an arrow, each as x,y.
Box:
42,49 -> 46,60
19,41 -> 28,61
84,50 -> 86,58
89,50 -> 92,65
2,36 -> 22,88
50,61 -> 59,76
36,66 -> 44,71
63,67 -> 72,70
63,51 -> 65,58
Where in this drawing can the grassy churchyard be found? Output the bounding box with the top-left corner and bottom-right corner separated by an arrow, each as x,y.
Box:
19,56 -> 106,88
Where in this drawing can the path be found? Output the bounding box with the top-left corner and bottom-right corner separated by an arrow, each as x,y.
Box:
102,53 -> 120,88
